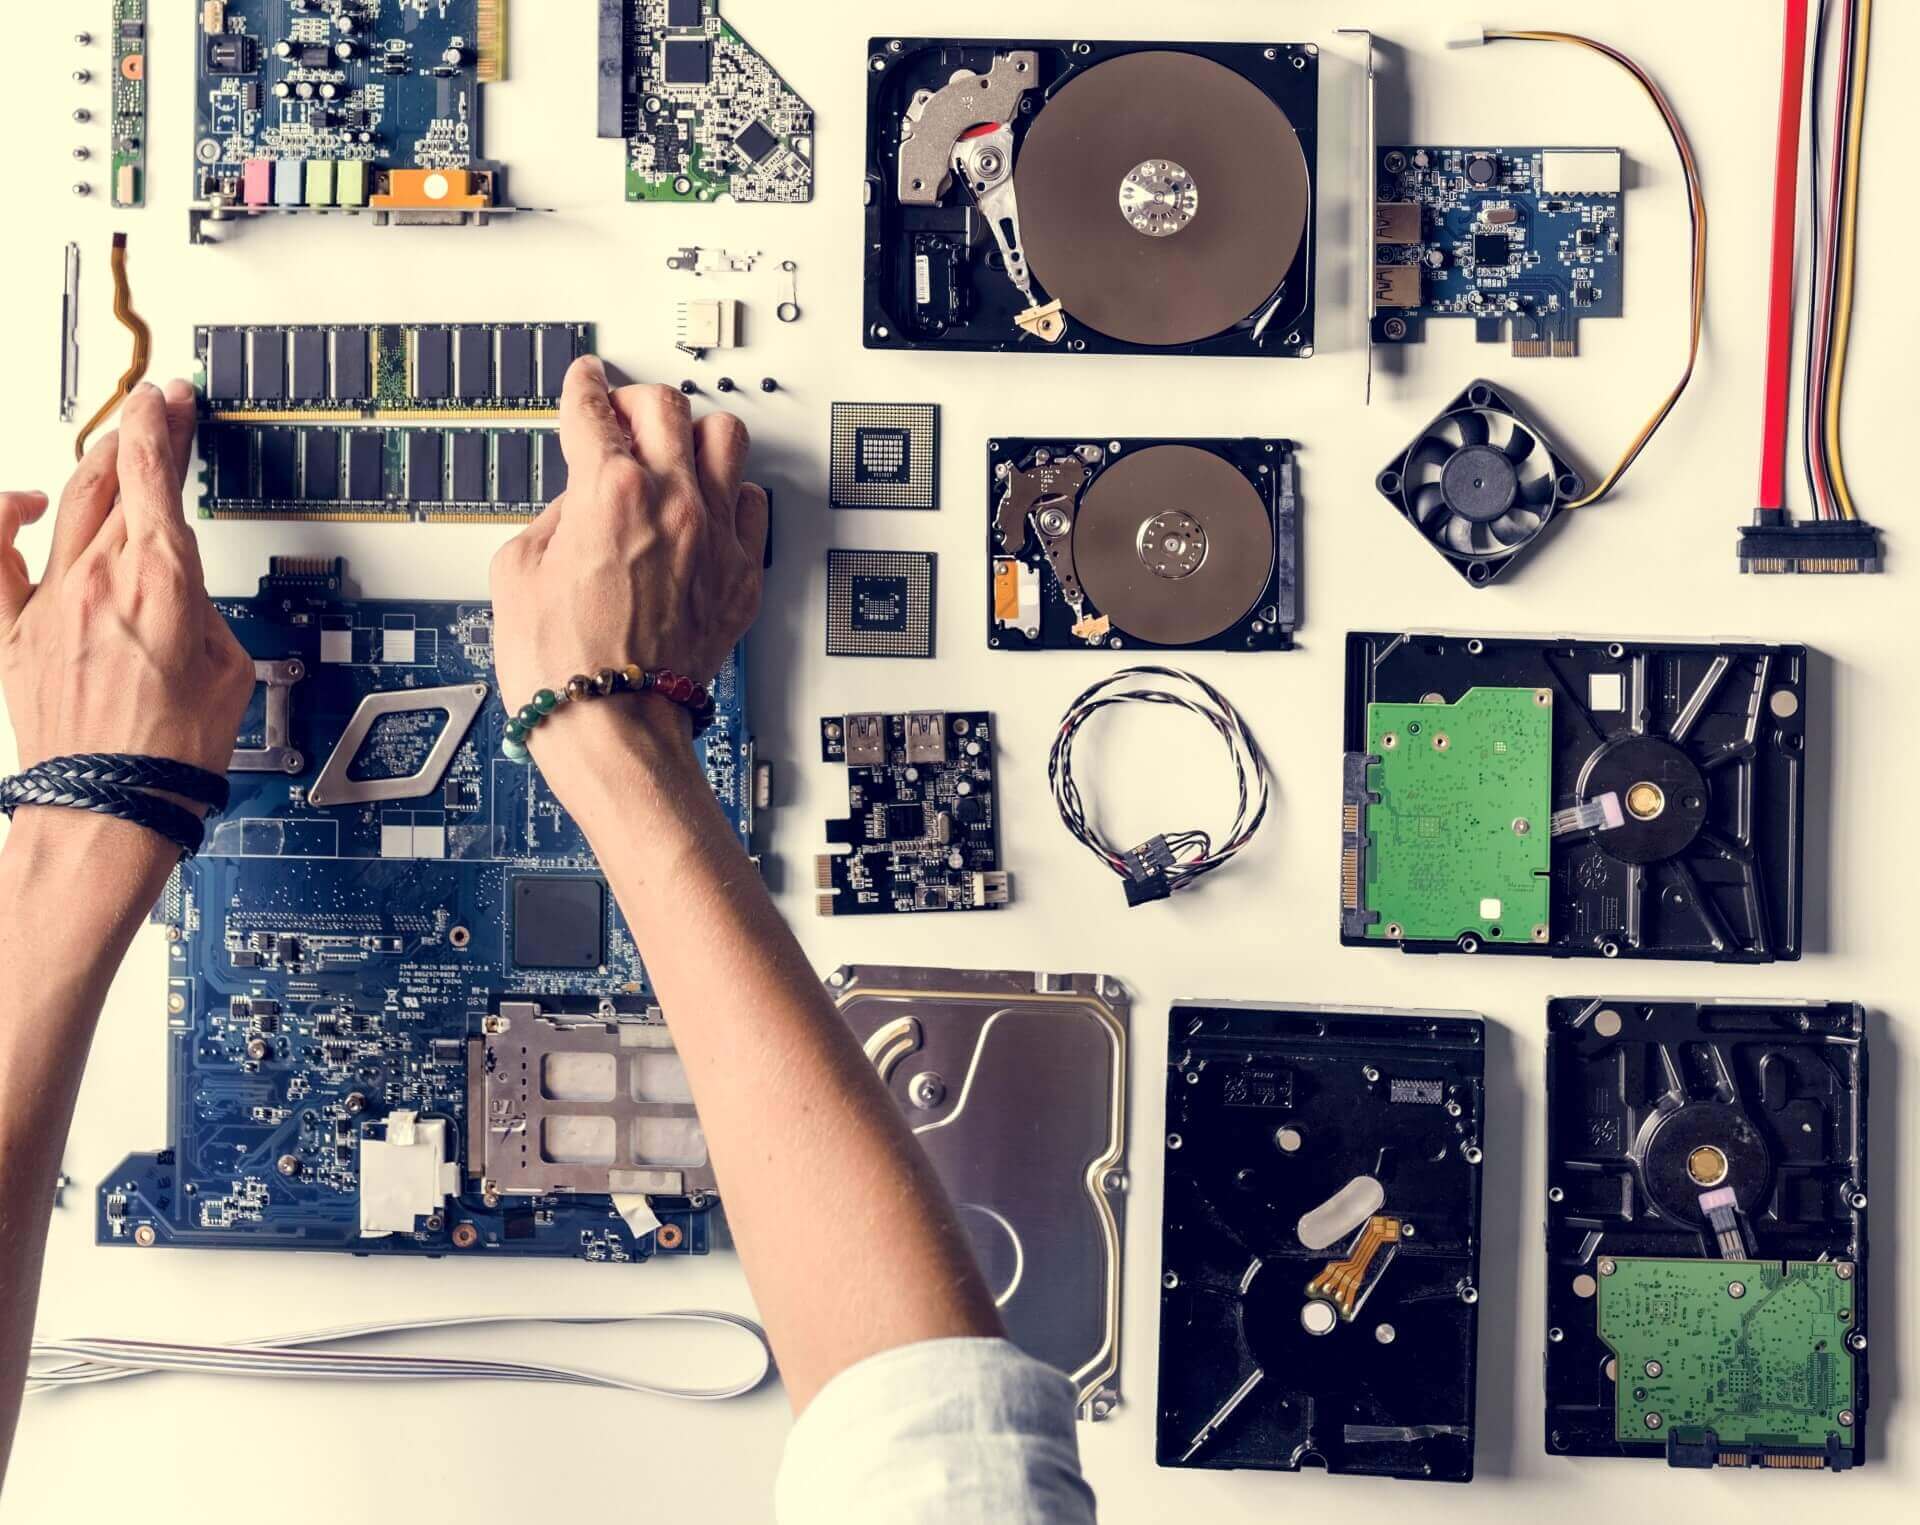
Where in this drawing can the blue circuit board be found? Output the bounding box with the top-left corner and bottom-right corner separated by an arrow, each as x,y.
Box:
1373,146 -> 1624,358
192,0 -> 508,238
100,558 -> 752,1265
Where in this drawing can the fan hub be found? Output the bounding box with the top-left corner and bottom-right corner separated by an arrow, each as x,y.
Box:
1440,444 -> 1520,524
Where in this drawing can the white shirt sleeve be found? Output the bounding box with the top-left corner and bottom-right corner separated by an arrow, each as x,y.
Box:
774,1337 -> 1099,1525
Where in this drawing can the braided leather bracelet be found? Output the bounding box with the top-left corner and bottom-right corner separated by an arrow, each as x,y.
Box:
503,666 -> 717,761
0,754 -> 229,860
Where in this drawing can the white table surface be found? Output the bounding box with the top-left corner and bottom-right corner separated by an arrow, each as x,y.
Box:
1,2 -> 1910,1520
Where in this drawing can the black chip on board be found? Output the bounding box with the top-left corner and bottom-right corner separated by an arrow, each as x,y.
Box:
666,0 -> 703,26
331,329 -> 371,402
735,120 -> 780,164
537,327 -> 574,400
540,432 -> 569,498
346,430 -> 385,500
302,430 -> 340,501
406,432 -> 444,501
249,331 -> 286,401
497,328 -> 534,398
450,432 -> 487,502
662,39 -> 711,85
290,330 -> 327,402
206,329 -> 246,401
1474,233 -> 1512,268
212,428 -> 252,499
454,327 -> 491,401
512,876 -> 607,970
414,329 -> 452,401
495,432 -> 533,503
259,429 -> 297,500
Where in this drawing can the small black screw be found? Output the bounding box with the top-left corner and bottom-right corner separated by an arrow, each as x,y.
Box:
678,379 -> 697,395
760,377 -> 779,393
716,377 -> 737,393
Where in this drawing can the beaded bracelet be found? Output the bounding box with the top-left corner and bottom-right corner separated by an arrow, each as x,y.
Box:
503,665 -> 717,761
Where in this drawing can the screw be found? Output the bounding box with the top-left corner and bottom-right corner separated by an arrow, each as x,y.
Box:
1644,1412 -> 1663,1430
72,108 -> 91,123
1836,1262 -> 1855,1280
1644,1360 -> 1663,1378
73,69 -> 92,83
1728,1281 -> 1747,1299
760,377 -> 779,392
276,1154 -> 300,1177
1839,1410 -> 1855,1428
1599,1258 -> 1617,1276
1363,1065 -> 1381,1083
76,31 -> 93,45
678,379 -> 697,395
1513,818 -> 1532,836
73,182 -> 92,196
716,376 -> 737,393
73,146 -> 91,160
906,1071 -> 945,1110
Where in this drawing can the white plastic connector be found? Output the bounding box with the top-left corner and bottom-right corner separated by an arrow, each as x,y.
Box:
1445,31 -> 1491,49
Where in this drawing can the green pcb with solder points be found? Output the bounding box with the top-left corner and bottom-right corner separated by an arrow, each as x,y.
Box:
1597,1257 -> 1857,1451
1362,686 -> 1552,943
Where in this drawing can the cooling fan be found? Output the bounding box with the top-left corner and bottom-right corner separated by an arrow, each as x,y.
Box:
1377,382 -> 1584,586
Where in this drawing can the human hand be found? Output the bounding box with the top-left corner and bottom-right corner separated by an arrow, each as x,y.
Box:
0,382 -> 255,787
490,357 -> 768,761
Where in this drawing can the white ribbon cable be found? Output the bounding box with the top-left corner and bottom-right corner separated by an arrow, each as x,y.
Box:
28,1310 -> 773,1402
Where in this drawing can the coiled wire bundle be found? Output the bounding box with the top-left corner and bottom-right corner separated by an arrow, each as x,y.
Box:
1048,666 -> 1270,905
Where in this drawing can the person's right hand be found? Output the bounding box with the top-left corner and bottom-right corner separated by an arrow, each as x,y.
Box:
489,357 -> 768,758
0,382 -> 254,784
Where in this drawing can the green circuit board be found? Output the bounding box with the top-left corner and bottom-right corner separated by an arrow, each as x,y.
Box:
1362,686 -> 1552,943
111,1 -> 147,208
1597,1258 -> 1857,1452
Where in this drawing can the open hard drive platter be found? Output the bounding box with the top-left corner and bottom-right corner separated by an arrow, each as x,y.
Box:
864,40 -> 1318,355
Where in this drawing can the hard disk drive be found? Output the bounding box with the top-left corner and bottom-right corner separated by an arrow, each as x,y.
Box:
831,966 -> 1128,1419
990,439 -> 1298,651
864,40 -> 1317,355
1159,1004 -> 1486,1481
1545,998 -> 1867,1470
1342,633 -> 1809,962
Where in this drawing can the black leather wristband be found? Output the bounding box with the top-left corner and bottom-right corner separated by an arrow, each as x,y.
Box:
19,753 -> 232,812
0,767 -> 211,860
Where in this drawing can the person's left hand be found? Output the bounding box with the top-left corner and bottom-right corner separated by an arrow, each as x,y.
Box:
0,382 -> 255,782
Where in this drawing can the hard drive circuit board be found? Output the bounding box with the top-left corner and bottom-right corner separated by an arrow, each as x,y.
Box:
816,712 -> 1008,915
100,559 -> 754,1265
599,0 -> 813,204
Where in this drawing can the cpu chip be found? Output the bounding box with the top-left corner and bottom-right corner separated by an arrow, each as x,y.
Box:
826,550 -> 936,659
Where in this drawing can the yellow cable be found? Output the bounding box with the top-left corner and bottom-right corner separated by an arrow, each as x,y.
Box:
1482,30 -> 1706,510
73,232 -> 151,461
1821,0 -> 1872,521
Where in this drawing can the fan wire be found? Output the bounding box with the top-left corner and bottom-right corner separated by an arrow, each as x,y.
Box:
1478,30 -> 1705,511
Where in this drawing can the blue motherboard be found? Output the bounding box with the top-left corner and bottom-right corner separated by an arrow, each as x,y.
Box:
1373,146 -> 1624,358
100,559 -> 751,1265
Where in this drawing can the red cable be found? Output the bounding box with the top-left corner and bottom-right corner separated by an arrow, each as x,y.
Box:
1807,0 -> 1855,519
1757,0 -> 1811,514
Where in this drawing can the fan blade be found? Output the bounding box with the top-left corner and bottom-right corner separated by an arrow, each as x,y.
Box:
1406,437 -> 1452,482
1521,471 -> 1557,507
1442,515 -> 1478,555
1412,483 -> 1450,524
1452,410 -> 1490,448
1489,509 -> 1542,547
1502,425 -> 1537,463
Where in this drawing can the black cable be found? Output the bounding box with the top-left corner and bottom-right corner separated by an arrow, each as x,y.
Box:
1048,667 -> 1270,907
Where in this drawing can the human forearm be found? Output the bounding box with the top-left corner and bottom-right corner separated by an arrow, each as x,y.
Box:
0,814 -> 178,1474
549,710 -> 1001,1410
